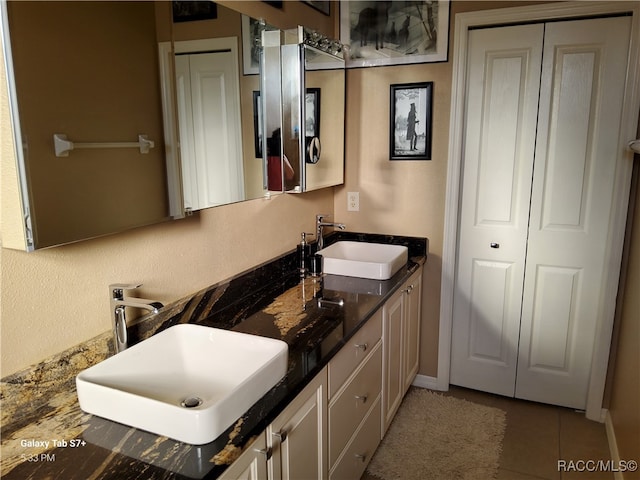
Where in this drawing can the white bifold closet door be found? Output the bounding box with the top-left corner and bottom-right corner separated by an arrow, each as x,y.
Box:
450,16 -> 632,409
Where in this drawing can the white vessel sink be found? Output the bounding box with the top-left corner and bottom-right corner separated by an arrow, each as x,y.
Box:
76,324 -> 288,445
317,241 -> 408,280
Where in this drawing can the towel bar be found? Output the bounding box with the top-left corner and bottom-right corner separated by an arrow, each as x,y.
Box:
53,133 -> 154,157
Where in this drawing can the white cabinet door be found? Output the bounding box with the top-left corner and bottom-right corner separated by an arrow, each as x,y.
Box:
382,267 -> 424,435
382,287 -> 404,435
403,270 -> 422,392
268,367 -> 327,480
218,433 -> 268,480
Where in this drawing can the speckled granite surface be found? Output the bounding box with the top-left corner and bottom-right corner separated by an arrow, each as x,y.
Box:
1,233 -> 427,480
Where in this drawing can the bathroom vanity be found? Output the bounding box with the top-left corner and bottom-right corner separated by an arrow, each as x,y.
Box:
0,233 -> 426,479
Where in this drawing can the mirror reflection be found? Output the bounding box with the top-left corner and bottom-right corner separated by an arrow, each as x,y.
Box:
3,1 -> 171,249
163,5 -> 279,214
2,0 -> 345,250
280,28 -> 345,193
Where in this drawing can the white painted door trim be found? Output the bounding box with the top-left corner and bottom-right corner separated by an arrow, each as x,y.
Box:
438,1 -> 640,421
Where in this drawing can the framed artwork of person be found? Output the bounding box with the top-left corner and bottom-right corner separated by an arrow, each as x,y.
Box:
390,82 -> 433,160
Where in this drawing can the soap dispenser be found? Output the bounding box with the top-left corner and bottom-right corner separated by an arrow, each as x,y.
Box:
297,232 -> 313,277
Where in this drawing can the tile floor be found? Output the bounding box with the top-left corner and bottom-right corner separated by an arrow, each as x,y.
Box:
362,386 -> 612,480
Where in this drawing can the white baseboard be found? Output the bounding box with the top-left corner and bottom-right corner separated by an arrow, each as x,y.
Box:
604,409 -> 624,480
412,374 -> 446,391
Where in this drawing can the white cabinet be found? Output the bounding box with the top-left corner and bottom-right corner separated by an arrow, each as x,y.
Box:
220,367 -> 327,480
382,267 -> 423,434
329,395 -> 381,480
328,309 -> 383,480
268,367 -> 327,480
217,434 -> 269,480
382,288 -> 404,434
222,266 -> 423,479
403,270 -> 422,392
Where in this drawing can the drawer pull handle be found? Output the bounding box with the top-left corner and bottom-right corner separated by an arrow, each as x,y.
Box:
354,394 -> 368,403
354,453 -> 367,463
404,284 -> 414,294
254,447 -> 272,460
355,343 -> 368,352
272,430 -> 288,442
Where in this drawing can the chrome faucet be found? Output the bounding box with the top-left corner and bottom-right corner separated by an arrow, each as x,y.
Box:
316,214 -> 346,250
110,283 -> 164,353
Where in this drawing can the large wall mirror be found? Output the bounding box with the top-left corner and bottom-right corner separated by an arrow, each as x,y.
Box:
1,0 -> 342,251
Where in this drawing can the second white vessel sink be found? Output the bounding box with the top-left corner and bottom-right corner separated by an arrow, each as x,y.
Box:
76,324 -> 288,445
317,241 -> 408,280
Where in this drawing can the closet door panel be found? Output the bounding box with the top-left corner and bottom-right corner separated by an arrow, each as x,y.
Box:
450,24 -> 543,396
516,16 -> 632,409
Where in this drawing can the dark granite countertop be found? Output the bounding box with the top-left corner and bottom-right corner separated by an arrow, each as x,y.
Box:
1,233 -> 427,480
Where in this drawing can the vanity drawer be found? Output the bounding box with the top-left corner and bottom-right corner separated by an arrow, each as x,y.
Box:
329,393 -> 381,480
329,309 -> 382,398
329,342 -> 382,466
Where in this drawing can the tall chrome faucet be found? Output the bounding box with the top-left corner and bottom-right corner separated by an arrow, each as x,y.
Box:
316,214 -> 346,250
110,284 -> 164,353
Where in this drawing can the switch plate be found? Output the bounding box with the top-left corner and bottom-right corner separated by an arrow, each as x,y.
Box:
347,192 -> 359,211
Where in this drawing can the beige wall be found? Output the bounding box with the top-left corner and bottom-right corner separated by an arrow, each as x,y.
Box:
0,190 -> 333,376
608,167 -> 640,478
335,62 -> 450,376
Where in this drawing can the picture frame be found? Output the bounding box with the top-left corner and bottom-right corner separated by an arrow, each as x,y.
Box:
390,82 -> 433,160
253,91 -> 263,158
172,1 -> 217,23
242,15 -> 263,75
304,1 -> 331,16
340,1 -> 450,68
305,88 -> 321,137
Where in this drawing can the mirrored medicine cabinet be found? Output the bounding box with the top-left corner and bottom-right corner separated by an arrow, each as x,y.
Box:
263,26 -> 345,194
1,1 -> 344,251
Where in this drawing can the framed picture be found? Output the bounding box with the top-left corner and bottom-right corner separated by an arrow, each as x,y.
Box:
390,82 -> 433,160
253,91 -> 263,158
172,1 -> 217,23
305,88 -> 321,137
242,16 -> 263,75
340,1 -> 450,68
304,1 -> 331,16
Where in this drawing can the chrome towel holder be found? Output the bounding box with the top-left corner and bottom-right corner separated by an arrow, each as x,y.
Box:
53,133 -> 155,157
